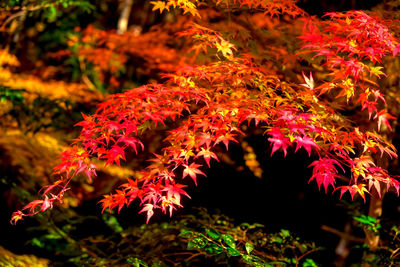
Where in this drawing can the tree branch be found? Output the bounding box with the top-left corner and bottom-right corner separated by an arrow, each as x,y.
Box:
321,224 -> 364,243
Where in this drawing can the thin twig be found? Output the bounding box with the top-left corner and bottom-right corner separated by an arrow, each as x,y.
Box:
185,252 -> 205,262
296,248 -> 321,267
321,225 -> 364,243
1,4 -> 50,30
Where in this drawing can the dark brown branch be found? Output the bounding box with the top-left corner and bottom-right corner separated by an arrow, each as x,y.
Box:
1,4 -> 50,30
321,225 -> 364,243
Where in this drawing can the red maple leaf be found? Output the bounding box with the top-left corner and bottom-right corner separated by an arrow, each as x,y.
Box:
309,157 -> 341,193
196,148 -> 219,167
139,204 -> 155,224
295,136 -> 319,156
267,127 -> 290,157
10,211 -> 25,225
182,163 -> 206,185
374,110 -> 395,131
336,184 -> 369,202
102,145 -> 126,166
163,183 -> 190,208
214,132 -> 238,150
41,195 -> 53,212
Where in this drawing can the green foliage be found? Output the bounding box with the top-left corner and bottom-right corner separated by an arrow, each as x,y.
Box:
181,213 -> 320,266
127,257 -> 149,267
48,0 -> 94,11
353,215 -> 381,233
0,86 -> 24,103
1,0 -> 22,7
19,208 -> 321,266
351,217 -> 400,265
102,212 -> 123,233
1,0 -> 94,10
205,228 -> 221,240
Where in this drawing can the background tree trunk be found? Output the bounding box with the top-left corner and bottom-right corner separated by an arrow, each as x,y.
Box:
117,0 -> 133,35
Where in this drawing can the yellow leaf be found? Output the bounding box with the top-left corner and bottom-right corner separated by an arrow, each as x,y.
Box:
150,1 -> 168,13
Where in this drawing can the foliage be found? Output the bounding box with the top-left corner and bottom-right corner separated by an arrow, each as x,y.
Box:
60,22 -> 188,90
0,0 -> 94,39
353,215 -> 381,233
8,1 -> 400,228
181,226 -> 319,266
0,0 -> 94,13
1,0 -> 400,266
0,245 -> 49,267
23,207 -> 320,266
353,217 -> 400,265
0,46 -> 125,224
0,0 -> 400,266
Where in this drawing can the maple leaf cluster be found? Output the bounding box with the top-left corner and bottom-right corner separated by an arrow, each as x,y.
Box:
298,10 -> 400,199
52,22 -> 189,89
11,1 -> 400,224
300,11 -> 399,121
151,0 -> 200,17
235,0 -> 305,18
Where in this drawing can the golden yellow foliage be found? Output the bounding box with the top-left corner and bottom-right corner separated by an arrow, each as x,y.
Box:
0,49 -> 103,103
0,129 -> 66,184
242,141 -> 263,178
0,245 -> 49,267
0,49 -> 19,67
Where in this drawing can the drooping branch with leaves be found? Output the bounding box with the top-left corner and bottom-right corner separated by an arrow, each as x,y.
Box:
10,0 -> 400,231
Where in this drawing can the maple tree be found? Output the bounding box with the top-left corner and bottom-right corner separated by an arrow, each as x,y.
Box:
9,0 -> 400,231
2,1 -> 400,264
2,0 -> 400,265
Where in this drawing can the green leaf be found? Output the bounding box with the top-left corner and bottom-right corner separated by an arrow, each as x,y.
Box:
31,238 -> 45,248
46,6 -> 58,21
187,237 -> 208,249
249,223 -> 265,229
127,257 -> 148,267
270,260 -> 289,266
151,260 -> 164,267
271,236 -> 283,244
354,215 -> 381,232
43,234 -> 62,240
280,229 -> 290,238
391,225 -> 400,235
302,258 -> 318,267
102,213 -> 123,233
242,254 -> 267,266
205,228 -> 221,240
299,244 -> 308,253
204,243 -> 224,254
227,247 -> 241,256
354,215 -> 376,225
179,229 -> 193,238
240,223 -> 250,230
222,234 -> 236,249
245,242 -> 254,254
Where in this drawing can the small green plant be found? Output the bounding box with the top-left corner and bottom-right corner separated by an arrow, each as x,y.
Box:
181,221 -> 320,266
353,215 -> 382,234
352,216 -> 400,266
0,86 -> 24,103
